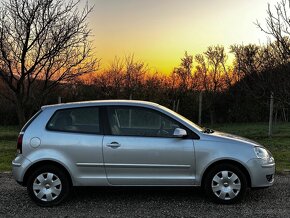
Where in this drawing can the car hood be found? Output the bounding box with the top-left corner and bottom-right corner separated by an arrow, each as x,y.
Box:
201,130 -> 262,147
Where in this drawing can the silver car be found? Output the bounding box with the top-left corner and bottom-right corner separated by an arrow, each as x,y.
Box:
12,100 -> 275,206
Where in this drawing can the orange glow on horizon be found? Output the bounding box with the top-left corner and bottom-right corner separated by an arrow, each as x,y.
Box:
84,0 -> 270,75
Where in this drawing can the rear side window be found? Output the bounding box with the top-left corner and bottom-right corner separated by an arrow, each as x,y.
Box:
46,107 -> 100,134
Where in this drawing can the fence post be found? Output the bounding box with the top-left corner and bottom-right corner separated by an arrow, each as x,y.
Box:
198,91 -> 202,125
129,93 -> 132,127
58,96 -> 62,104
173,100 -> 176,111
268,92 -> 274,137
176,99 -> 180,113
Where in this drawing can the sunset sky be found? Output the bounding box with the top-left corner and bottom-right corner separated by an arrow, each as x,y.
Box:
84,0 -> 272,74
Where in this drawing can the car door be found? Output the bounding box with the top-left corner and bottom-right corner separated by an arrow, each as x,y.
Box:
103,106 -> 196,185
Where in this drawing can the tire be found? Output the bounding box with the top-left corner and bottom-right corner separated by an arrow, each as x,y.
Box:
27,165 -> 71,207
204,164 -> 247,204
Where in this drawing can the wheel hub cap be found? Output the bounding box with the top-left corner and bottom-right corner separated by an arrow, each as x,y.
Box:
211,170 -> 241,200
33,172 -> 62,202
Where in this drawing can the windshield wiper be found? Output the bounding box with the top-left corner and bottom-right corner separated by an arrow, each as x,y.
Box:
203,127 -> 215,134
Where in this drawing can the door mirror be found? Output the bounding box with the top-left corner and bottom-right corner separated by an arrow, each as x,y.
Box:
173,128 -> 187,137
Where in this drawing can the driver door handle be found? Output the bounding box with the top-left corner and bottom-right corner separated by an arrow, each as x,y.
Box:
106,142 -> 121,149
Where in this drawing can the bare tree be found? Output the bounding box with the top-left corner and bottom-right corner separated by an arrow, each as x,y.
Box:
204,45 -> 228,92
230,42 -> 290,102
102,57 -> 125,98
194,45 -> 229,124
194,54 -> 208,91
0,0 -> 98,125
230,44 -> 262,78
256,0 -> 290,110
173,51 -> 194,91
124,54 -> 147,99
256,0 -> 290,60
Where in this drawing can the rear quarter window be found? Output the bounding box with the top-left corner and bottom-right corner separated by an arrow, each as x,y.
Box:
46,107 -> 100,134
21,110 -> 43,132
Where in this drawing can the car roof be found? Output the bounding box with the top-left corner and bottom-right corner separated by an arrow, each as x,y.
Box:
41,100 -> 161,110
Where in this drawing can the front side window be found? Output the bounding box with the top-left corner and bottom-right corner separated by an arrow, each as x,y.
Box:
47,107 -> 100,134
107,106 -> 182,137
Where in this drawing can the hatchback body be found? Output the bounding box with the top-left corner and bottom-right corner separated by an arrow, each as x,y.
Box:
12,100 -> 275,206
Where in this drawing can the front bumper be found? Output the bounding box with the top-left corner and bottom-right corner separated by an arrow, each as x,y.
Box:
247,158 -> 275,188
12,155 -> 31,185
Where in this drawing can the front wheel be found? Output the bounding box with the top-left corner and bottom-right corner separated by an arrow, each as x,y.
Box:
204,164 -> 248,204
27,165 -> 71,206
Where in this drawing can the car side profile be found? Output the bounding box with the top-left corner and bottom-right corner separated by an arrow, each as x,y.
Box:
12,100 -> 275,206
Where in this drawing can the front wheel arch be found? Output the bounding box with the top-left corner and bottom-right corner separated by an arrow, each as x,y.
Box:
201,160 -> 252,188
203,163 -> 248,204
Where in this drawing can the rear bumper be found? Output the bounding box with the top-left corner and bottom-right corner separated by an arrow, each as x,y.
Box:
247,159 -> 275,188
12,155 -> 31,185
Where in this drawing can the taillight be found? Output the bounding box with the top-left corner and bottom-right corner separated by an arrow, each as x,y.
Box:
17,133 -> 23,154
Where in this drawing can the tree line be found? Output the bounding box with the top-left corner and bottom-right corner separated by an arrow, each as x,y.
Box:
0,0 -> 290,126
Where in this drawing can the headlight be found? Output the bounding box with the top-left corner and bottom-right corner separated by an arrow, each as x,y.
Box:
254,147 -> 269,159
254,147 -> 274,163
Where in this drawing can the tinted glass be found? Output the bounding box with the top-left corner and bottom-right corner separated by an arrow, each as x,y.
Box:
107,107 -> 181,137
47,107 -> 100,134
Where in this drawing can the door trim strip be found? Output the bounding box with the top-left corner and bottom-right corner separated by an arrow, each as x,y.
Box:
76,163 -> 103,167
76,163 -> 191,168
104,163 -> 191,168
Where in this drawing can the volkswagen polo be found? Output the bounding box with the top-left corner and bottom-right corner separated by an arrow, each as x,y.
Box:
12,100 -> 275,206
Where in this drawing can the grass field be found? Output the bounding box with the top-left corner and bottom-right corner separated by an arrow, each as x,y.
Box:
0,123 -> 289,173
0,126 -> 19,172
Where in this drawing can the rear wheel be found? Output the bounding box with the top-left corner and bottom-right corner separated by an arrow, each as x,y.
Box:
204,164 -> 247,204
27,165 -> 71,206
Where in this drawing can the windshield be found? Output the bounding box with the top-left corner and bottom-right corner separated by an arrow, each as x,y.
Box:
158,105 -> 204,132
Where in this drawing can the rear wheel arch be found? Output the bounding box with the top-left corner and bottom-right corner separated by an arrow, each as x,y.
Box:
23,160 -> 73,187
201,159 -> 252,188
